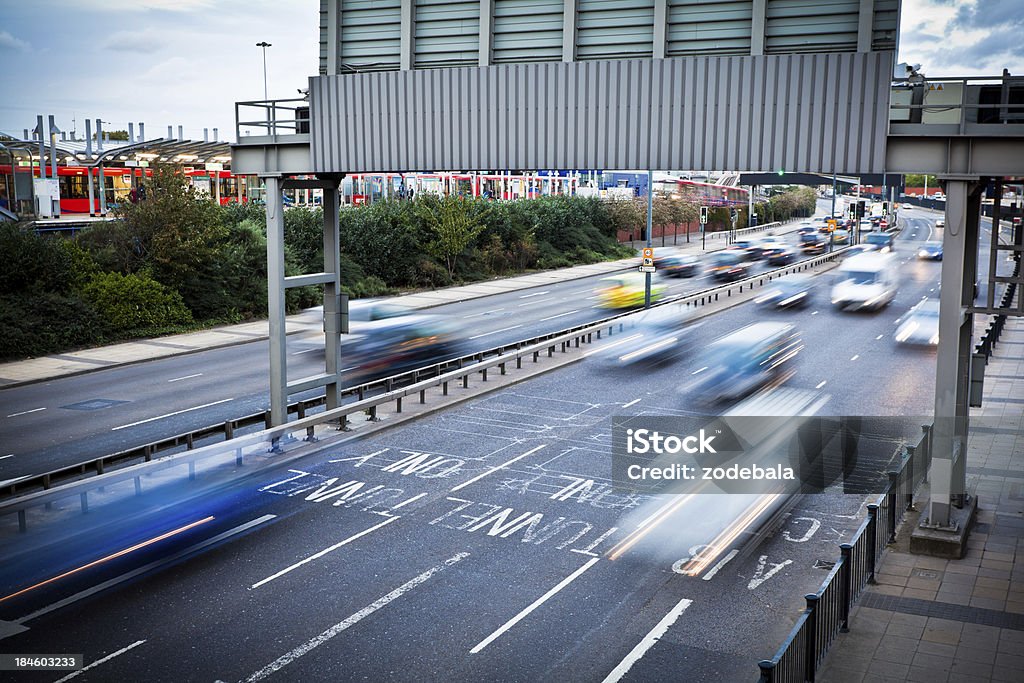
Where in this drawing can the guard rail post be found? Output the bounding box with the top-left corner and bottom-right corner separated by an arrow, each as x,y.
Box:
887,471 -> 899,543
839,544 -> 853,632
866,504 -> 879,583
805,593 -> 820,681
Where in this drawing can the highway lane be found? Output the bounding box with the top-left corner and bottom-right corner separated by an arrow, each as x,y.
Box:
0,211 -> 821,479
0,208 -> 958,682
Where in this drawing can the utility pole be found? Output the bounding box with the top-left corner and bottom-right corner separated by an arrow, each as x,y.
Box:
644,170 -> 653,309
257,41 -> 272,102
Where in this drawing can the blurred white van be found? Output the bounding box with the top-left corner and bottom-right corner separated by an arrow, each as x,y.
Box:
830,252 -> 899,311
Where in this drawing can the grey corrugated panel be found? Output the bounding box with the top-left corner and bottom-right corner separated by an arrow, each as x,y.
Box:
493,0 -> 563,63
414,0 -> 480,68
667,0 -> 752,56
765,0 -> 859,53
871,0 -> 899,50
577,0 -> 655,59
310,52 -> 891,174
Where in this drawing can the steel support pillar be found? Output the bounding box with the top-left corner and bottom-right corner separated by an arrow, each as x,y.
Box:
929,178 -> 981,528
322,181 -> 342,411
265,176 -> 288,426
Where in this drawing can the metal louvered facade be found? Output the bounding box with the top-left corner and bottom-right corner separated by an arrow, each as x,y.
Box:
308,51 -> 893,175
765,0 -> 861,54
414,0 -> 480,69
342,0 -> 402,71
667,0 -> 753,57
575,0 -> 655,60
492,0 -> 563,63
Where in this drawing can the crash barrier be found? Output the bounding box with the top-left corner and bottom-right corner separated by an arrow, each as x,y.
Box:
756,425 -> 933,683
0,246 -> 849,511
975,258 -> 1020,362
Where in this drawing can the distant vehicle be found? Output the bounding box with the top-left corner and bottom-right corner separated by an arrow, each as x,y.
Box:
655,251 -> 701,278
894,299 -> 940,346
596,273 -> 666,308
685,322 -> 803,402
344,314 -> 467,386
766,245 -> 798,266
830,252 -> 899,311
864,231 -> 894,251
935,218 -> 945,228
832,229 -> 850,245
843,244 -> 878,259
800,232 -> 828,255
917,241 -> 943,261
934,193 -> 945,200
756,275 -> 813,309
707,250 -> 752,282
732,238 -> 767,261
590,307 -> 698,366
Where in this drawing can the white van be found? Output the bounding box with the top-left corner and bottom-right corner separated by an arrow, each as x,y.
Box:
830,252 -> 899,311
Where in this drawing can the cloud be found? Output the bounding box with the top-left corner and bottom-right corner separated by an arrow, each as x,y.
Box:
938,26 -> 1024,69
950,0 -> 1024,31
0,30 -> 30,51
102,29 -> 165,54
77,0 -> 215,11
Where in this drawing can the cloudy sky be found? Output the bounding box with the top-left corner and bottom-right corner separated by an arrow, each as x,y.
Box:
1,0 -> 1022,143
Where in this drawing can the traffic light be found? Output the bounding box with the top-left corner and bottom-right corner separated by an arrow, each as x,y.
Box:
882,201 -> 889,214
777,168 -> 785,176
699,206 -> 709,224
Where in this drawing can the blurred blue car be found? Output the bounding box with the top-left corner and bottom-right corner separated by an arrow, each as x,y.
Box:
917,241 -> 943,261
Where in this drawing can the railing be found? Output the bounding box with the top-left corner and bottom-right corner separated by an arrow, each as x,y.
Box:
890,74 -> 1024,135
976,258 -> 1020,361
235,98 -> 310,140
757,425 -> 933,683
0,247 -> 850,519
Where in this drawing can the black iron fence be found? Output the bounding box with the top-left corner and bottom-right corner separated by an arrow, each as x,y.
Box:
976,258 -> 1020,361
757,425 -> 932,683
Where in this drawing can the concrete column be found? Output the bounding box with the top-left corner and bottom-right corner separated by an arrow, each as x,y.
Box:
87,168 -> 96,216
265,176 -> 288,426
929,178 -> 980,527
322,182 -> 342,411
479,0 -> 493,66
97,164 -> 108,215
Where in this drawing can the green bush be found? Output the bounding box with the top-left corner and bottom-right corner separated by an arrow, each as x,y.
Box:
0,292 -> 107,359
0,223 -> 75,294
82,271 -> 193,332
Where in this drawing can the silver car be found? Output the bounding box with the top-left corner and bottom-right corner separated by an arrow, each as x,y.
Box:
894,299 -> 940,346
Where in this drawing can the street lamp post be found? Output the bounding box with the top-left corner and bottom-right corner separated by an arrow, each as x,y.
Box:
256,41 -> 272,102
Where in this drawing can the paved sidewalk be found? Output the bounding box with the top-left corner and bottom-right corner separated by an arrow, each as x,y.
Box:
818,312 -> 1024,683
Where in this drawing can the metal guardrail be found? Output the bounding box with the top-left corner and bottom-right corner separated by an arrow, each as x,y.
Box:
0,247 -> 849,525
757,425 -> 933,683
235,98 -> 309,139
976,258 -> 1020,362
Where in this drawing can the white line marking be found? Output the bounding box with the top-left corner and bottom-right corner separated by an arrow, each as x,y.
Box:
468,324 -> 523,340
470,557 -> 600,654
462,308 -> 506,318
811,311 -> 819,315
6,407 -> 45,418
167,373 -> 203,382
539,309 -> 580,322
53,640 -> 147,683
111,398 -> 234,431
290,348 -> 319,356
519,290 -> 550,298
450,444 -> 548,492
242,553 -> 470,683
518,297 -> 553,306
388,492 -> 428,510
0,454 -> 13,460
702,549 -> 739,581
875,334 -> 884,340
622,398 -> 642,409
815,381 -> 828,389
601,597 -> 693,683
850,354 -> 859,361
251,517 -> 400,589
691,366 -> 708,375
18,515 -> 277,625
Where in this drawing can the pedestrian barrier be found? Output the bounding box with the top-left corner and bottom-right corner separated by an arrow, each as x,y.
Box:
975,258 -> 1020,361
0,247 -> 849,517
756,425 -> 933,683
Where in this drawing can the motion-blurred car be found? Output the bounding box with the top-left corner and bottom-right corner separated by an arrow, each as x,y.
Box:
685,322 -> 803,402
843,244 -> 878,259
935,217 -> 945,228
917,241 -> 943,260
832,229 -> 850,245
707,250 -> 752,282
756,275 -> 813,309
830,252 -> 899,311
349,301 -> 416,322
894,299 -> 940,346
864,231 -> 894,251
589,306 -> 698,366
731,238 -> 767,261
655,252 -> 701,278
766,245 -> 798,266
800,232 -> 827,255
595,273 -> 667,308
344,313 -> 467,385
797,224 -> 818,235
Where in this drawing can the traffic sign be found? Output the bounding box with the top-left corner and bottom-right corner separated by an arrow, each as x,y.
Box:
639,265 -> 656,273
642,247 -> 654,258
699,206 -> 709,224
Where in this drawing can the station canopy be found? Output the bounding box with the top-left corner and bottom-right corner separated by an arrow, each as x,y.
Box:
0,134 -> 233,170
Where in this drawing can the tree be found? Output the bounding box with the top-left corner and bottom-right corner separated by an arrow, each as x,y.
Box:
418,195 -> 488,277
94,130 -> 129,141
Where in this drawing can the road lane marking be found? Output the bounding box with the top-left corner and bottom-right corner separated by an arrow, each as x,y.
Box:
518,297 -> 553,306
539,309 -> 580,322
17,515 -> 276,625
450,444 -> 548,492
463,308 -> 506,318
468,324 -> 523,340
388,492 -> 428,510
111,398 -> 234,431
53,640 -> 147,683
702,549 -> 739,581
622,398 -> 642,408
251,517 -> 400,589
6,407 -> 45,418
850,354 -> 859,361
691,366 -> 708,375
2,516 -> 216,606
811,311 -> 818,315
816,381 -> 828,389
168,373 -> 203,382
290,348 -> 319,356
876,334 -> 884,340
470,557 -> 600,654
242,552 -> 470,683
601,597 -> 693,683
519,290 -> 550,298
0,454 -> 12,460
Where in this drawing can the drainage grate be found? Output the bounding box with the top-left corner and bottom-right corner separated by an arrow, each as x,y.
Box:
60,399 -> 129,411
